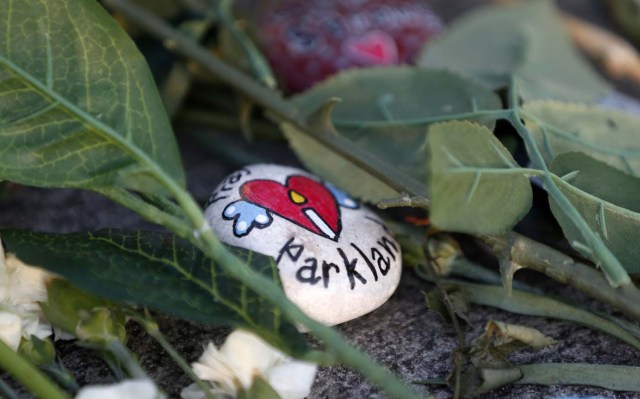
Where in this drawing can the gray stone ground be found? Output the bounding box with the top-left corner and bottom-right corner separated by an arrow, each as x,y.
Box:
3,1 -> 640,398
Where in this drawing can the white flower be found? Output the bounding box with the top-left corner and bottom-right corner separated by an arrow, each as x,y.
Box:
0,243 -> 52,350
181,330 -> 317,399
75,379 -> 164,399
0,312 -> 22,350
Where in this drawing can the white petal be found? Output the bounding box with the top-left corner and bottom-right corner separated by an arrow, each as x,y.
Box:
192,343 -> 238,395
20,312 -> 52,340
75,379 -> 162,399
219,330 -> 283,387
267,361 -> 317,399
6,255 -> 48,306
0,245 -> 9,302
0,312 -> 22,351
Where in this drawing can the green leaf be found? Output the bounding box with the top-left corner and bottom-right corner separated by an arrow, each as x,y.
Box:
514,363 -> 640,391
523,101 -> 640,177
449,281 -> 640,352
41,278 -> 126,344
1,229 -> 306,355
549,152 -> 640,273
239,377 -> 282,399
289,67 -> 502,183
0,0 -> 184,194
281,122 -> 401,203
418,0 -> 609,102
426,121 -> 532,235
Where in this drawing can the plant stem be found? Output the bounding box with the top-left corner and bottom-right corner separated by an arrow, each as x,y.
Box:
0,339 -> 71,399
107,340 -> 148,380
216,0 -> 276,88
93,187 -> 193,238
481,232 -> 640,320
138,316 -> 217,399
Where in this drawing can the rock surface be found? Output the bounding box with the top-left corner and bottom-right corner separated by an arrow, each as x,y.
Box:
205,164 -> 402,326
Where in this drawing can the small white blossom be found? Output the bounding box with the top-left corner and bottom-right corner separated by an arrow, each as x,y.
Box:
181,330 -> 317,399
75,379 -> 164,399
0,312 -> 22,350
0,244 -> 52,350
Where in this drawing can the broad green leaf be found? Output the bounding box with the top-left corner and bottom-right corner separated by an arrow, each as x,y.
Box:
0,0 -> 184,193
418,0 -> 609,102
1,230 -> 306,355
281,122 -> 401,202
549,152 -> 640,273
523,101 -> 640,177
426,121 -> 532,235
289,67 -> 502,183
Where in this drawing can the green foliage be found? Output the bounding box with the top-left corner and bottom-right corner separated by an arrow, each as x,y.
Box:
289,67 -> 502,184
418,0 -> 609,102
515,363 -> 640,391
239,377 -> 283,399
2,229 -> 307,354
426,121 -> 532,235
523,101 -> 640,176
449,281 -> 640,351
0,0 -> 184,194
550,153 -> 640,273
281,121 -> 401,202
40,278 -> 127,348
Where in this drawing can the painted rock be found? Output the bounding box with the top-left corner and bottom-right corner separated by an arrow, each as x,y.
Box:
244,0 -> 445,93
204,164 -> 402,326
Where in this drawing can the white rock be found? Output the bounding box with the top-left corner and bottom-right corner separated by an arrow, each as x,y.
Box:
204,164 -> 402,326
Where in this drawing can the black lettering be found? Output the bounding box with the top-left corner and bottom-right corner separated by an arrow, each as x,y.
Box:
296,258 -> 321,285
276,237 -> 304,264
206,192 -> 228,206
322,261 -> 339,288
377,236 -> 398,261
206,169 -> 251,206
350,243 -> 378,281
371,248 -> 390,276
337,248 -> 367,289
228,170 -> 249,184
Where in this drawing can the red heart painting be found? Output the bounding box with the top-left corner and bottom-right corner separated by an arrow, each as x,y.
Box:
240,176 -> 341,240
342,30 -> 398,65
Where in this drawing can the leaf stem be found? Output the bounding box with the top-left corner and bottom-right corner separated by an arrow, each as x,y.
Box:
106,340 -> 148,380
93,187 -> 193,238
216,0 -> 276,88
481,232 -> 640,320
0,339 -> 71,399
136,315 -> 218,399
